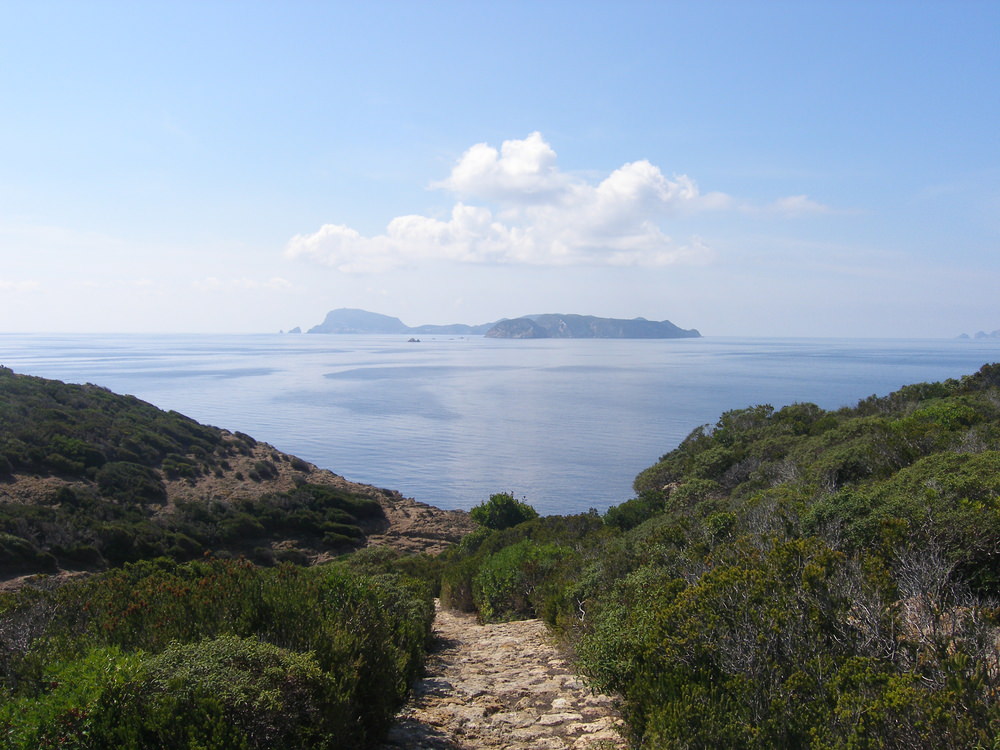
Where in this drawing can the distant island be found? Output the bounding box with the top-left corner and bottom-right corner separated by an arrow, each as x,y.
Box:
306,309 -> 494,335
305,308 -> 700,339
484,313 -> 700,339
958,330 -> 1000,340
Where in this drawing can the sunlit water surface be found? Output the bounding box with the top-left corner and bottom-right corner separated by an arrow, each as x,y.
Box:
2,334 -> 997,515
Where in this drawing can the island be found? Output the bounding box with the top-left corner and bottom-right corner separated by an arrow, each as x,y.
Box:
307,309 -> 493,335
306,308 -> 700,339
484,313 -> 700,339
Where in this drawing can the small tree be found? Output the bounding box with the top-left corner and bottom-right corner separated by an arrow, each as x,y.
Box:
470,492 -> 539,530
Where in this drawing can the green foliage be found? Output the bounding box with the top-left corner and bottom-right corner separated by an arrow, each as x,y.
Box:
0,370 -> 385,578
472,539 -> 575,621
10,361 -> 1000,747
0,370 -> 223,477
0,557 -> 434,749
469,492 -> 539,530
438,512 -> 605,622
0,478 -> 382,576
0,646 -> 145,750
0,533 -> 57,574
111,635 -> 340,749
604,491 -> 664,531
95,461 -> 167,504
342,546 -> 445,596
438,364 -> 1000,747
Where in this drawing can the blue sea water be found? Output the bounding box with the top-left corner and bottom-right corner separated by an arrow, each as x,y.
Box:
1,333 -> 998,515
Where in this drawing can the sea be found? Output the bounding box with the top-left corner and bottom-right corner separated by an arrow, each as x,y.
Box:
1,333 -> 998,516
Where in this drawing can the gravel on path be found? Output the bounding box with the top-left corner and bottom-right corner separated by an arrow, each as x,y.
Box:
380,601 -> 628,750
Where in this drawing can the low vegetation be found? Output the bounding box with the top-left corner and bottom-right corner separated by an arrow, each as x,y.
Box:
0,557 -> 433,749
0,368 -> 383,574
7,363 -> 1000,747
439,363 -> 1000,748
0,368 -> 431,747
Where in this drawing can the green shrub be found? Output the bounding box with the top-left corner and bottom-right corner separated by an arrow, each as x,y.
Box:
0,533 -> 57,574
469,492 -> 538,530
604,492 -> 665,531
440,557 -> 478,612
96,461 -> 167,504
0,646 -> 144,750
103,635 -> 341,750
472,540 -> 574,621
0,558 -> 434,749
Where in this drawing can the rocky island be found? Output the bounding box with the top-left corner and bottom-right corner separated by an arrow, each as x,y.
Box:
305,308 -> 700,339
484,313 -> 700,339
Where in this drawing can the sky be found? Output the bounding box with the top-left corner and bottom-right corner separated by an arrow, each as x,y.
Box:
1,1 -> 998,338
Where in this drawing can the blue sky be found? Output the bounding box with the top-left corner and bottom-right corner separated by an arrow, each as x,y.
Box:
1,1 -> 997,337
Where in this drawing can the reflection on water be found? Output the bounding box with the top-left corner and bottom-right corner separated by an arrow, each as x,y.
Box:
1,333 -> 998,515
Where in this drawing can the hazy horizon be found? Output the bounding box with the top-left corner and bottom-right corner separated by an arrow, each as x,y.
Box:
2,2 -> 998,338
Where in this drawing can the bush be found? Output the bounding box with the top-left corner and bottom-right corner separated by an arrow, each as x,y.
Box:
0,559 -> 435,749
96,461 -> 167,504
0,533 -> 57,574
469,492 -> 538,530
604,492 -> 664,531
104,635 -> 341,750
472,540 -> 575,622
0,646 -> 144,750
440,558 -> 478,612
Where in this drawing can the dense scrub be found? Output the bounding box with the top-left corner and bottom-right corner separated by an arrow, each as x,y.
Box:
0,556 -> 434,749
0,370 -> 445,747
0,481 -> 383,575
0,367 -> 235,478
0,369 -> 383,576
440,364 -> 1000,748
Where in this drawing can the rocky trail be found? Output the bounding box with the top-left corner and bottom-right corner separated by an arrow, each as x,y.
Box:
381,602 -> 628,750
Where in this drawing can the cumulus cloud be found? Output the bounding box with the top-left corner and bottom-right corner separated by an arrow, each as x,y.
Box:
286,132 -> 794,273
432,131 -> 568,202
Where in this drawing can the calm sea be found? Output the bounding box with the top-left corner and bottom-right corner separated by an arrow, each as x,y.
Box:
1,334 -> 998,515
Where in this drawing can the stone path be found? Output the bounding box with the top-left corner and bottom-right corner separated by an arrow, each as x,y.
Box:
380,602 -> 628,750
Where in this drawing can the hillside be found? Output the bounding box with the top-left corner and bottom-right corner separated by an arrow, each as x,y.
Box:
12,360 -> 1000,746
437,363 -> 1000,748
0,367 -> 473,582
0,367 -> 475,750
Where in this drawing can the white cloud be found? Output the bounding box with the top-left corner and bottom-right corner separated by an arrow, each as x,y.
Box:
766,194 -> 833,216
286,132 -> 805,273
432,131 -> 568,202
